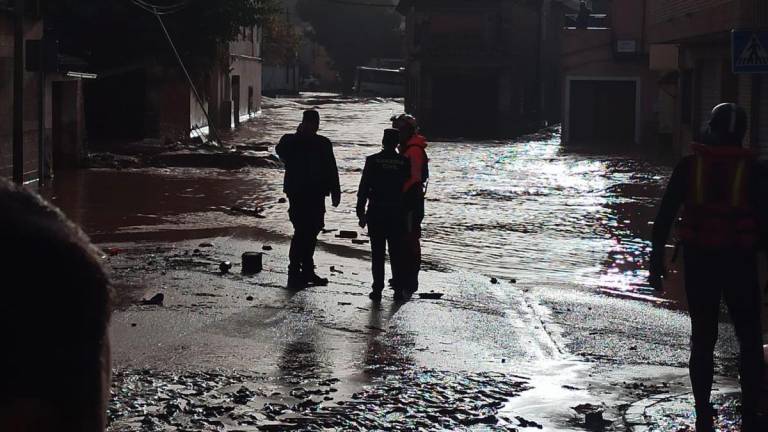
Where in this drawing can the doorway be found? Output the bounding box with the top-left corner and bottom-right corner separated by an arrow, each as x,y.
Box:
52,81 -> 80,171
568,79 -> 637,145
431,72 -> 499,137
232,75 -> 241,128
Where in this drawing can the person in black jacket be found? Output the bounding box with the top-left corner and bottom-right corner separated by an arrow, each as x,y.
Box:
276,110 -> 341,289
357,129 -> 411,301
649,103 -> 767,431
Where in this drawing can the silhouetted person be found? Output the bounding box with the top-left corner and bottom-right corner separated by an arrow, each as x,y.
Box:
392,114 -> 429,296
0,179 -> 112,431
577,0 -> 591,29
650,103 -> 767,431
357,129 -> 410,301
276,110 -> 341,289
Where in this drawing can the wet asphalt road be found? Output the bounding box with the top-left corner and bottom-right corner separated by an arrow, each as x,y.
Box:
45,94 -> 750,430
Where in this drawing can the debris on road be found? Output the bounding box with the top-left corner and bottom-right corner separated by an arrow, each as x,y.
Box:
229,206 -> 265,218
219,261 -> 232,274
242,252 -> 263,274
336,231 -> 358,239
108,368 -> 530,431
142,293 -> 164,306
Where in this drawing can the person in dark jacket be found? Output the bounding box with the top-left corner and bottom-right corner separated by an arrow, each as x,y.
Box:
276,110 -> 341,289
357,129 -> 411,301
649,103 -> 767,431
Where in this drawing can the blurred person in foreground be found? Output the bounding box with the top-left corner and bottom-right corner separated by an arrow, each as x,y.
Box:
357,129 -> 410,301
276,109 -> 341,289
0,179 -> 112,431
391,114 -> 429,296
649,103 -> 768,431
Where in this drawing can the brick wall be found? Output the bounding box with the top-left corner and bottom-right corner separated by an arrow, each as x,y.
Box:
0,15 -> 43,181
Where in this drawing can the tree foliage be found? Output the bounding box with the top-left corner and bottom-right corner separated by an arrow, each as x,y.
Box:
262,14 -> 302,66
295,0 -> 401,89
47,0 -> 278,73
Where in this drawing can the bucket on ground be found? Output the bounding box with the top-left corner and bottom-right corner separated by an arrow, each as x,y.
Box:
242,252 -> 263,274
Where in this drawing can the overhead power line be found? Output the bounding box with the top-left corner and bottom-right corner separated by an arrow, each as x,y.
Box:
130,0 -> 218,142
321,0 -> 396,7
132,0 -> 189,15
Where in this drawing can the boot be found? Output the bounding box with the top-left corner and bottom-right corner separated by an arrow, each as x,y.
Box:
287,273 -> 306,290
694,405 -> 715,432
304,273 -> 329,287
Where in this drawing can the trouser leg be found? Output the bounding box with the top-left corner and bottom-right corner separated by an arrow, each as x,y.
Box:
721,254 -> 763,425
684,249 -> 722,416
288,195 -> 325,278
288,229 -> 304,275
301,228 -> 320,277
387,230 -> 403,290
369,228 -> 386,291
403,209 -> 422,292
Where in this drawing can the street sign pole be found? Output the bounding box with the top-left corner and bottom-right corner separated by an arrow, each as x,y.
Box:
13,0 -> 26,184
732,30 -> 768,150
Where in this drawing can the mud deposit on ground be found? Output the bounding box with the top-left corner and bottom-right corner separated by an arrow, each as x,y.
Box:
108,369 -> 531,431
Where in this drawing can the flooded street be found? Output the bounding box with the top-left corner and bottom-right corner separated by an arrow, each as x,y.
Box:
50,94 -> 674,302
44,94 -> 747,431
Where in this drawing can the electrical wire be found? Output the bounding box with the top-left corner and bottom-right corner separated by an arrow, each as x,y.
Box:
130,0 -> 218,141
320,0 -> 395,7
131,0 -> 189,15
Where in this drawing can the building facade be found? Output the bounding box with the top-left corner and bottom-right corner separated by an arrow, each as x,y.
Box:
648,0 -> 768,157
84,25 -> 263,145
0,4 -> 87,182
397,0 -> 564,138
560,0 -> 660,148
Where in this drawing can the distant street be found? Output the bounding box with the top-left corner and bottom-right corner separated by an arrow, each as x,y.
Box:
49,95 -> 746,431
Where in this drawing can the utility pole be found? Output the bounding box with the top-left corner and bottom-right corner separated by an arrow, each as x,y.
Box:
13,0 -> 26,184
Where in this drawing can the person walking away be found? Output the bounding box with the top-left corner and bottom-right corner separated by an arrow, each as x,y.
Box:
392,114 -> 429,295
649,103 -> 767,431
0,179 -> 112,431
357,129 -> 410,301
276,110 -> 341,289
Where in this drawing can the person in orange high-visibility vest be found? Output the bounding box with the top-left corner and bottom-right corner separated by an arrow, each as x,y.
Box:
650,103 -> 768,431
391,114 -> 429,299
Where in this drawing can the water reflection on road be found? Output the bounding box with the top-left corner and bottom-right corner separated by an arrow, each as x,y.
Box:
48,93 -> 676,302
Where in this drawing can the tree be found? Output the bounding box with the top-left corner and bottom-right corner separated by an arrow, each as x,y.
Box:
262,13 -> 302,66
295,0 -> 401,90
47,0 -> 278,74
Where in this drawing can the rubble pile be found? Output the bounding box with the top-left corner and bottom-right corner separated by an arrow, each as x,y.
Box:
108,369 -> 532,431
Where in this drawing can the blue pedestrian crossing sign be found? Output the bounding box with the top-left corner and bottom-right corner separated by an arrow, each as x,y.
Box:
732,30 -> 768,73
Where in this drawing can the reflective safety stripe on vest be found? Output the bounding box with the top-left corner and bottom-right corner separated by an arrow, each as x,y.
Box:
678,144 -> 759,249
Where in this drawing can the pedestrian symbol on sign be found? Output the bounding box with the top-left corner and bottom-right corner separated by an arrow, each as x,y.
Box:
732,30 -> 768,73
736,34 -> 768,66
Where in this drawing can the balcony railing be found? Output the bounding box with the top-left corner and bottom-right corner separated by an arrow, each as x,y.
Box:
564,13 -> 610,29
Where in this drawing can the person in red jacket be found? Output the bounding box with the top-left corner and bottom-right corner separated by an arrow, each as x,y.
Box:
392,114 -> 429,297
650,103 -> 768,431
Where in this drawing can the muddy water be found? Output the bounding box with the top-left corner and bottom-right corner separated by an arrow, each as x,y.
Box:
47,93 -> 674,301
